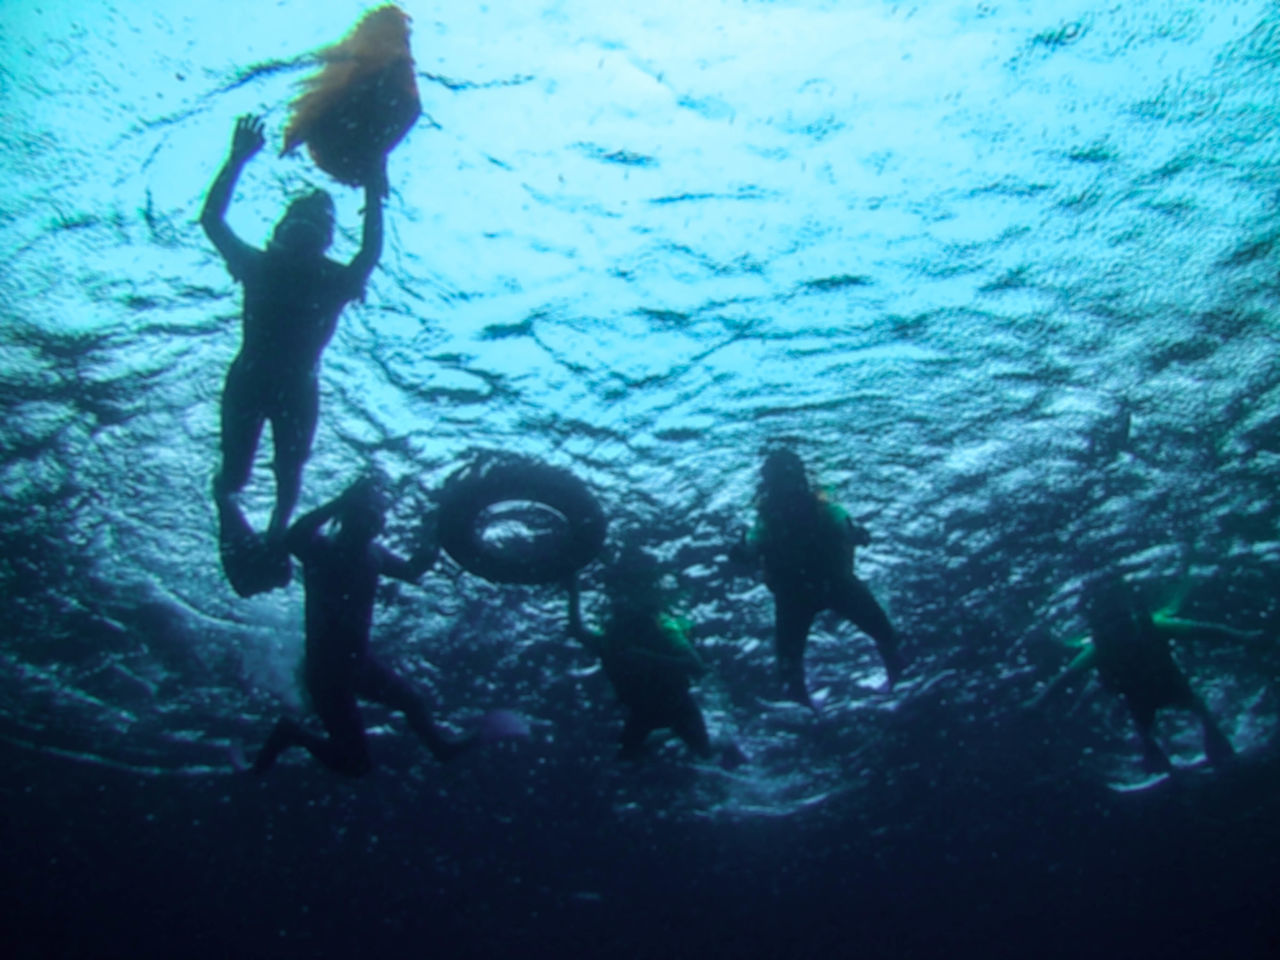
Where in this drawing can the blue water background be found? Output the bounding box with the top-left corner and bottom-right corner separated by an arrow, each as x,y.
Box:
2,2 -> 1279,956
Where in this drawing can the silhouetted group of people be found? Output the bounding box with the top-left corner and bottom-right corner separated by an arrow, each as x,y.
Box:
202,114 -> 1264,782
203,116 -> 526,776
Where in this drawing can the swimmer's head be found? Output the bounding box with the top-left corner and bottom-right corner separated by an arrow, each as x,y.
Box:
1079,577 -> 1141,635
270,190 -> 334,256
760,447 -> 808,497
603,540 -> 667,621
339,473 -> 389,541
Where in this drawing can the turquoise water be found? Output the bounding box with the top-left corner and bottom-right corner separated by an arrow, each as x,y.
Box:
1,1 -> 1278,821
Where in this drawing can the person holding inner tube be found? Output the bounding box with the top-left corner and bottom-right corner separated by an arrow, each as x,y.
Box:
565,544 -> 744,766
730,448 -> 905,709
1026,576 -> 1257,774
250,473 -> 527,776
201,113 -> 387,597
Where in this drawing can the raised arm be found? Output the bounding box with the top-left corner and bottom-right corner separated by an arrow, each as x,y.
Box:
344,161 -> 386,290
201,115 -> 264,273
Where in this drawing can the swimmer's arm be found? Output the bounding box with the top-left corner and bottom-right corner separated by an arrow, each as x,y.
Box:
344,164 -> 386,291
201,115 -> 263,274
565,576 -> 603,656
377,542 -> 438,584
284,495 -> 344,559
1024,645 -> 1097,709
376,512 -> 439,584
1153,614 -> 1269,647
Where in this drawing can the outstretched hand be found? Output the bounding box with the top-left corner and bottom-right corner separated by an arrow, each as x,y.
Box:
230,114 -> 265,162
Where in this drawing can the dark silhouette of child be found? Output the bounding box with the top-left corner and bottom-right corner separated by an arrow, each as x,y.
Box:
1027,577 -> 1251,774
251,476 -> 527,776
566,546 -> 743,766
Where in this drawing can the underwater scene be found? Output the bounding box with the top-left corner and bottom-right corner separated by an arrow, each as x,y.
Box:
3,1 -> 1280,957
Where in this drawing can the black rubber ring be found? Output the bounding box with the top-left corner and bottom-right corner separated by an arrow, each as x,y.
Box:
436,453 -> 606,584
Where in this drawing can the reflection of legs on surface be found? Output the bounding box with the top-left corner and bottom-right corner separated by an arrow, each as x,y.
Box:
359,658 -> 467,762
774,597 -> 816,707
830,576 -> 904,689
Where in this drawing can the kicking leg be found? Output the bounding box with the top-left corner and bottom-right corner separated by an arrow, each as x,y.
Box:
215,361 -> 263,501
1187,695 -> 1235,767
667,691 -> 713,760
269,378 -> 319,537
830,576 -> 904,690
1125,697 -> 1173,775
618,711 -> 655,761
251,697 -> 371,778
774,596 -> 816,708
359,658 -> 468,762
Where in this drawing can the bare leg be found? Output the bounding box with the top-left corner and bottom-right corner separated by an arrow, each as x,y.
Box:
359,658 -> 468,762
215,361 -> 264,500
269,379 -> 319,537
829,576 -> 904,689
251,697 -> 371,777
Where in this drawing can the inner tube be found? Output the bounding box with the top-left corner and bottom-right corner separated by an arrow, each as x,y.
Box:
436,453 -> 606,585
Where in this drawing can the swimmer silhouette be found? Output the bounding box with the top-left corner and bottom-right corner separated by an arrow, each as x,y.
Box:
201,114 -> 386,596
1027,577 -> 1251,774
731,448 -> 904,709
566,545 -> 744,766
250,475 -> 528,776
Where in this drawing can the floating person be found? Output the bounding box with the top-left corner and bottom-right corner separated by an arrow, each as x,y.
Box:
200,113 -> 386,597
250,474 -> 528,776
1025,576 -> 1257,774
730,448 -> 904,709
565,545 -> 744,766
283,4 -> 421,187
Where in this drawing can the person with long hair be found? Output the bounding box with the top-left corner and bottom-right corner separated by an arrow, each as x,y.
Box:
733,448 -> 904,709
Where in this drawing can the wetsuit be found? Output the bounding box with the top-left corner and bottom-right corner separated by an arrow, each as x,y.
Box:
749,492 -> 902,704
251,490 -> 454,776
1085,587 -> 1234,772
568,581 -> 712,760
200,115 -> 383,593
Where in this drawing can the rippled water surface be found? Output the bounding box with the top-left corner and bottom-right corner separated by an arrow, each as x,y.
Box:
3,2 -> 1280,954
